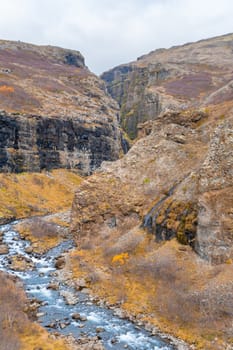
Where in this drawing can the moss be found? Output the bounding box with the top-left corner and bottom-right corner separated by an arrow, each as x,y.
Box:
149,199 -> 198,247
143,177 -> 150,184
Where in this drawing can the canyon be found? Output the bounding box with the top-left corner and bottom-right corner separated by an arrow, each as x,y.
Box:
0,34 -> 233,350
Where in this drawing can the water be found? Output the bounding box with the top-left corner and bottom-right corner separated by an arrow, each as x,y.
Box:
0,222 -> 176,350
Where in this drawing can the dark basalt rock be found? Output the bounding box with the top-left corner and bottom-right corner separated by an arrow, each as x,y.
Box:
0,111 -> 120,175
64,52 -> 85,68
101,64 -> 166,139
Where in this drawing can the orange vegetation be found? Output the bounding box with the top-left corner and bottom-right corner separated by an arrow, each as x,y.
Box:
0,85 -> 14,93
112,252 -> 129,265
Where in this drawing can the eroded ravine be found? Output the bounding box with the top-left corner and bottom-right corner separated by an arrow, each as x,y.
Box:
0,221 -> 177,350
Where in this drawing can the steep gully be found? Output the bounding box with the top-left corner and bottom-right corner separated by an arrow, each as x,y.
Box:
0,220 -> 177,350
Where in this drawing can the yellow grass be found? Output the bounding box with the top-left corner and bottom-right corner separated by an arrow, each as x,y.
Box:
16,221 -> 61,254
0,169 -> 82,221
20,323 -> 69,350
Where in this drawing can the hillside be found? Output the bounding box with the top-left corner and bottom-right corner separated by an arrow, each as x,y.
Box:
101,33 -> 233,139
70,34 -> 233,349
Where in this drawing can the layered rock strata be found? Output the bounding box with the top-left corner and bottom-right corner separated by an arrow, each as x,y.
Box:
0,111 -> 120,174
0,40 -> 122,173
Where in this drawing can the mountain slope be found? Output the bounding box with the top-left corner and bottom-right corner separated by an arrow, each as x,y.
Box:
101,32 -> 233,139
70,34 -> 233,349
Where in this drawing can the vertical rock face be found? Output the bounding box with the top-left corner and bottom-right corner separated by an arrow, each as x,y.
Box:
101,64 -> 166,139
0,111 -> 121,174
196,118 -> 233,263
101,33 -> 233,139
0,40 -> 122,174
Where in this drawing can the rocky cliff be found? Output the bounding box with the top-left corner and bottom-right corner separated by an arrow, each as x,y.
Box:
101,33 -> 233,139
0,40 -> 122,174
72,107 -> 233,264
71,34 -> 233,349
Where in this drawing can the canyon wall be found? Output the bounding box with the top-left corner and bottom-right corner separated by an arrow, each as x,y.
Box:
0,40 -> 122,174
101,33 -> 233,139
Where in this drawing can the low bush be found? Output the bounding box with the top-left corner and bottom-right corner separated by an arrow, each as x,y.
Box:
25,217 -> 58,239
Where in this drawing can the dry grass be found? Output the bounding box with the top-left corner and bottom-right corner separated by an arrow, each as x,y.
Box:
15,217 -> 64,253
0,169 -> 82,221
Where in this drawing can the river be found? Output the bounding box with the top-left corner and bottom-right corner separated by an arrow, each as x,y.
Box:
0,221 -> 178,350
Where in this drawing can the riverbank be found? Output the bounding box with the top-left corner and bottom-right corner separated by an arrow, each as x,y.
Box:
64,226 -> 233,350
0,220 -> 178,350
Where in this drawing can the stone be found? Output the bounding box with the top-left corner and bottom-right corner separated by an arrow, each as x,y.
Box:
72,313 -> 82,320
25,246 -> 33,254
60,290 -> 79,305
47,282 -> 59,291
71,313 -> 87,322
0,244 -> 9,254
46,322 -> 57,329
59,322 -> 67,329
78,323 -> 85,328
75,278 -> 88,290
55,256 -> 65,269
96,327 -> 105,333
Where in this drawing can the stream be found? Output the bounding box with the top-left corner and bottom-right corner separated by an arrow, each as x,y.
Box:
0,221 -> 176,350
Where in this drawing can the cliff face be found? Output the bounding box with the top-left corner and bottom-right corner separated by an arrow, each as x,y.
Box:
101,33 -> 233,139
0,111 -> 120,174
196,118 -> 233,263
0,40 -> 122,174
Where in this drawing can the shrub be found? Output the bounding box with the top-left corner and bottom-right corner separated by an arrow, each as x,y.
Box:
0,85 -> 14,93
23,217 -> 58,239
112,252 -> 129,265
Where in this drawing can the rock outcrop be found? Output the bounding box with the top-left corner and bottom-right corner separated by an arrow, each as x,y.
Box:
101,33 -> 233,139
196,117 -> 233,263
71,108 -> 233,265
0,40 -> 122,174
71,108 -> 209,245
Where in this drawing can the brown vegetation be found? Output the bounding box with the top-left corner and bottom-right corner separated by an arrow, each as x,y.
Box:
16,216 -> 67,253
164,73 -> 213,99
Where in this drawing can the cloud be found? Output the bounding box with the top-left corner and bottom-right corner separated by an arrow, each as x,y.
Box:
0,0 -> 232,73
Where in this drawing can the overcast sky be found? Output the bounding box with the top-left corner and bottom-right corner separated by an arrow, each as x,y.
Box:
0,0 -> 232,74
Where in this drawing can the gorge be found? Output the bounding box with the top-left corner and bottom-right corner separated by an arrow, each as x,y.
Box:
0,34 -> 233,350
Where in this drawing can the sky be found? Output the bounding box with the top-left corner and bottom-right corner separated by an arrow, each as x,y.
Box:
0,0 -> 232,74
